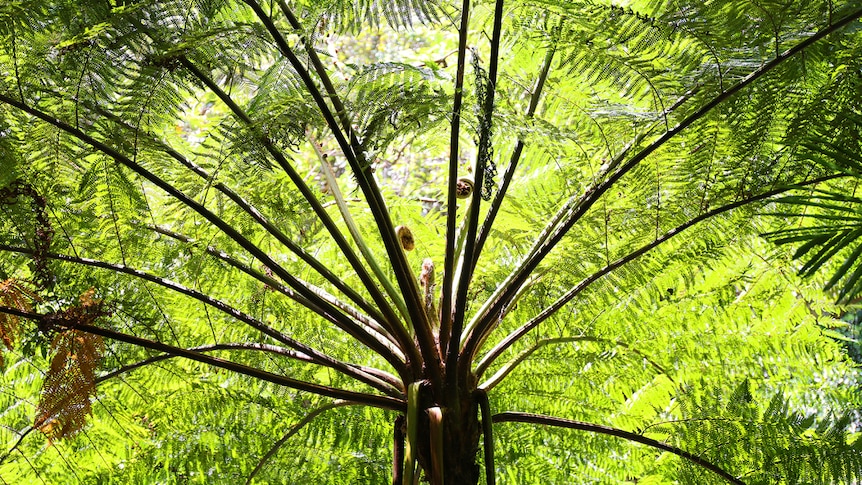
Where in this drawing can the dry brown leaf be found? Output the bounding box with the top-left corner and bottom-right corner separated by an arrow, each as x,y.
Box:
35,289 -> 106,440
35,330 -> 104,440
0,278 -> 40,366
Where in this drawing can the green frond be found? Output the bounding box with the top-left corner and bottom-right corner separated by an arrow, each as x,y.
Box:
348,62 -> 451,153
668,382 -> 862,485
318,0 -> 444,33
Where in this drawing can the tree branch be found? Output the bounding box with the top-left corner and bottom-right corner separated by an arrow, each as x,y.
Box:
177,58 -> 414,351
0,92 -> 409,378
449,0 -> 506,391
471,44 -> 556,276
492,411 -> 745,485
239,0 -> 439,386
47,87 -> 387,326
146,224 -> 401,352
95,342 -> 401,394
96,342 -> 316,383
439,0 -> 474,363
0,427 -> 35,467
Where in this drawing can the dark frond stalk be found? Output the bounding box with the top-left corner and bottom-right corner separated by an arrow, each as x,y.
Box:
97,343 -> 318,382
475,390 -> 496,485
461,134 -> 647,358
0,247 -> 409,387
79,325 -> 404,409
475,174 -> 846,371
477,336 -> 672,389
96,343 -> 402,395
242,0 -> 432,329
96,338 -> 404,394
192,186 -> 390,326
177,59 -> 411,341
275,0 -> 358,150
0,92 -> 411,378
235,5 -> 439,385
439,0 -> 473,360
464,83 -> 700,348
10,25 -> 24,103
203,249 -> 405,360
245,400 -> 359,484
492,412 -> 745,485
471,45 -> 555,273
464,9 -> 862,357
0,307 -> 405,410
159,145 -> 388,325
449,0 -> 505,389
0,427 -> 35,467
146,225 -> 399,349
57,94 -> 383,322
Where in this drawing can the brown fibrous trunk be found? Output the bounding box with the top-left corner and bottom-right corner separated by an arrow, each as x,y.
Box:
396,380 -> 482,485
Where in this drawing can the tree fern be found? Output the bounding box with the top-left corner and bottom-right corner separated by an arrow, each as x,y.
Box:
2,0 -> 862,484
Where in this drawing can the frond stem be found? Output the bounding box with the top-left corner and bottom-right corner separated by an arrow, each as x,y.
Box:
478,336 -> 671,389
474,174 -> 845,369
309,137 -> 411,326
0,90 -> 411,380
241,1 -> 438,386
463,9 -> 862,359
448,0 -> 505,391
146,224 -> 400,351
97,345 -> 401,397
0,427 -> 34,467
97,342 -> 317,381
178,58 -> 413,347
245,400 -> 360,484
471,44 -> 555,275
42,90 -> 384,324
0,248 -> 408,387
492,412 -> 744,485
439,0 -> 473,362
0,307 -> 405,411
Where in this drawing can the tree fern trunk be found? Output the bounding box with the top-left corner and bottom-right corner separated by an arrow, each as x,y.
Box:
441,391 -> 481,485
404,382 -> 482,485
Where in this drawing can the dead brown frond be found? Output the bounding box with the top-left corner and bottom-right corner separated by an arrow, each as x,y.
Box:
0,278 -> 40,366
35,289 -> 107,440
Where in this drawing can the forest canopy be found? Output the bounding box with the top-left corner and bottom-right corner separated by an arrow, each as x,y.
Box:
1,0 -> 862,483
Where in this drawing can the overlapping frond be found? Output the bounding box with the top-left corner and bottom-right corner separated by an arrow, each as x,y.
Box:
666,381 -> 862,484
318,0 -> 444,33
